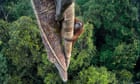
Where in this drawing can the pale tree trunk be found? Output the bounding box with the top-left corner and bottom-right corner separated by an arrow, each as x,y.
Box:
31,0 -> 70,82
62,3 -> 74,68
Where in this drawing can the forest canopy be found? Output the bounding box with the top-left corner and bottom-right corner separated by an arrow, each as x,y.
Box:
0,0 -> 140,84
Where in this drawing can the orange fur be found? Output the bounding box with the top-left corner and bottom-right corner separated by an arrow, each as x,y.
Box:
65,18 -> 84,45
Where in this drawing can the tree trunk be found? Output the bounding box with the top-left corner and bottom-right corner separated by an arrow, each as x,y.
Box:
61,3 -> 74,68
31,0 -> 74,82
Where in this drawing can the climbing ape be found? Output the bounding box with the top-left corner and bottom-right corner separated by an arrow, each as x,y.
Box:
65,18 -> 84,45
54,0 -> 84,45
55,0 -> 83,68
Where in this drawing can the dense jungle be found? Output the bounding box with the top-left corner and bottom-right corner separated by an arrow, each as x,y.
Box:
0,0 -> 140,84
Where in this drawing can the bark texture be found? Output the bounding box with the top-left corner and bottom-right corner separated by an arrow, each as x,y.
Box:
62,3 -> 74,68
31,0 -> 74,82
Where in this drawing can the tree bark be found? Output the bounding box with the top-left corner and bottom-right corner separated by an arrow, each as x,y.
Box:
31,0 -> 74,82
61,3 -> 74,68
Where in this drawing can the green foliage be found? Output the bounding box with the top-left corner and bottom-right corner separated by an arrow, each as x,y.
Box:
76,66 -> 117,84
75,0 -> 140,82
7,75 -> 22,84
0,20 -> 10,51
1,16 -> 44,84
113,42 -> 139,70
6,16 -> 41,68
0,0 -> 33,21
44,73 -> 62,84
69,23 -> 96,72
0,54 -> 9,84
115,69 -> 133,83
